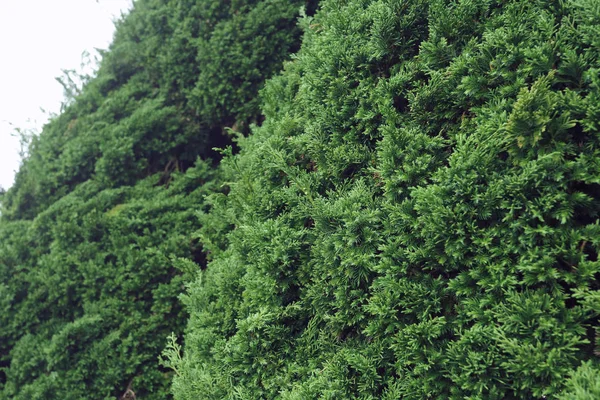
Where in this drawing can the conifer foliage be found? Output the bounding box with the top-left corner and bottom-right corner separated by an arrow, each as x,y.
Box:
0,0 -> 313,398
1,164 -> 215,399
171,0 -> 600,398
1,0 -> 313,221
1,0 -> 599,398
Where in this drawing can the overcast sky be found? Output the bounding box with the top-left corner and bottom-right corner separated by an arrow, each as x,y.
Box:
0,0 -> 132,190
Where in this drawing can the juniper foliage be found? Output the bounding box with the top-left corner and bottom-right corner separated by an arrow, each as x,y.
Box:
172,0 -> 600,398
1,0 -> 314,221
0,162 -> 218,399
1,0 -> 599,398
0,0 -> 313,398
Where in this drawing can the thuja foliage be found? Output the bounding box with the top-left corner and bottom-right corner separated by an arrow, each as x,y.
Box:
172,0 -> 600,398
0,0 -> 315,398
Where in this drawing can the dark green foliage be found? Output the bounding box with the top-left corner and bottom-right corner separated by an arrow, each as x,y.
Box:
173,0 -> 600,398
3,0 -> 600,398
1,0 -> 314,221
0,162 -> 216,399
0,0 -> 313,398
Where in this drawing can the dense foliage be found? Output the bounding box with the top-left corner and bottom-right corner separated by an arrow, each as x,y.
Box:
1,163 -> 215,399
2,0 -> 600,399
0,0 -> 314,398
169,0 -> 600,398
1,0 -> 315,221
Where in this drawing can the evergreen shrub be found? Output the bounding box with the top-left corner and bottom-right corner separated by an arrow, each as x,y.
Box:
0,162 -> 216,399
172,0 -> 600,398
1,0 -> 316,221
0,0 -> 315,397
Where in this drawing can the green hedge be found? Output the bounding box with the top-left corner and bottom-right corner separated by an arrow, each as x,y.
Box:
172,0 -> 600,398
2,0 -> 599,398
0,162 -> 216,399
1,0 -> 315,221
0,0 -> 314,398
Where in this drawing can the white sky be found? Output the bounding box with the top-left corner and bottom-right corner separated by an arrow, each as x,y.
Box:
0,0 -> 133,190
